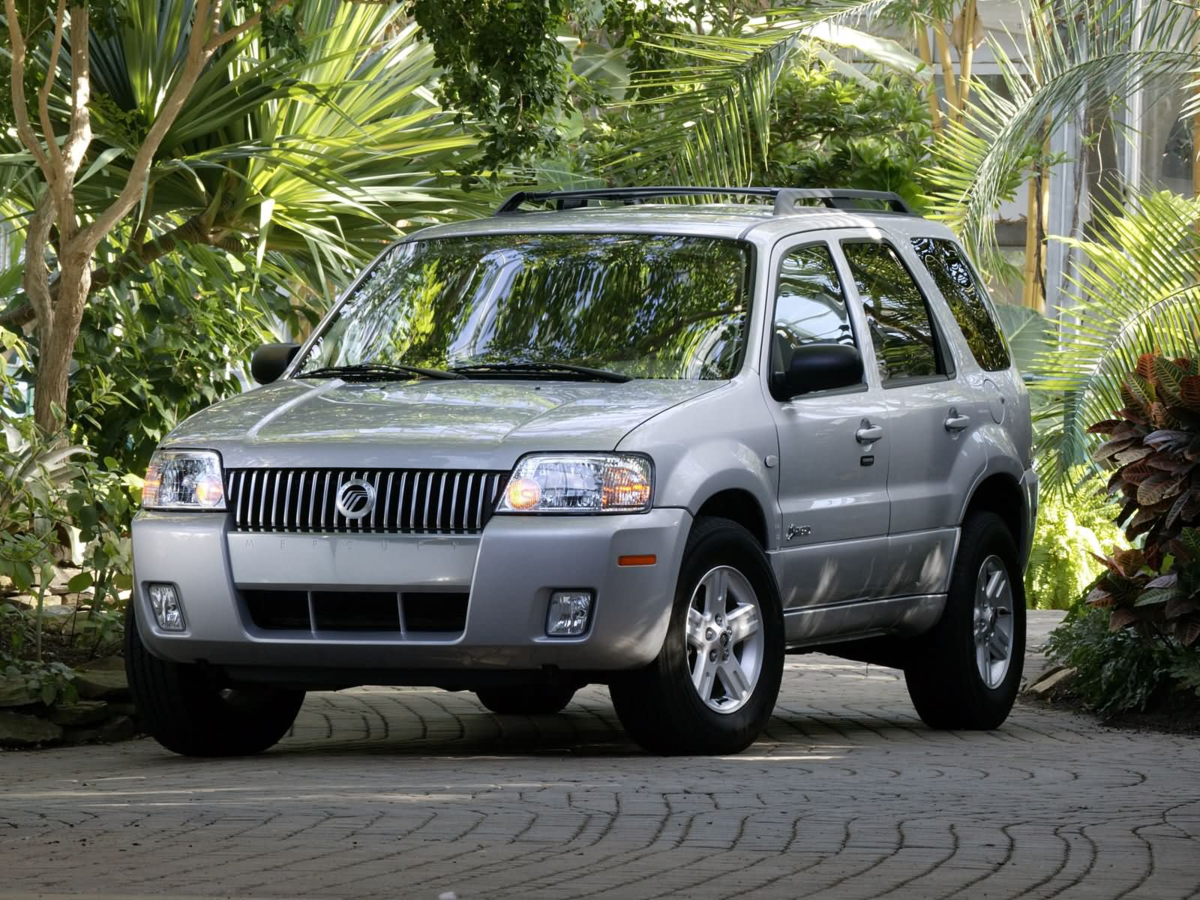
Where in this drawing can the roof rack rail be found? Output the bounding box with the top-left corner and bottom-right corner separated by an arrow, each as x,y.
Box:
773,188 -> 914,216
493,186 -> 917,217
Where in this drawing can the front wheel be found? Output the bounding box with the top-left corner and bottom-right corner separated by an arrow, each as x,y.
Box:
904,511 -> 1025,729
126,604 -> 305,757
610,517 -> 784,755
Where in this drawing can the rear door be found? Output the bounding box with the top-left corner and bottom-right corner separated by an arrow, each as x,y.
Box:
838,238 -> 977,599
764,236 -> 891,614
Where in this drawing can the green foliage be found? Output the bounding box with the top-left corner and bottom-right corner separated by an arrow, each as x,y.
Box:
1025,478 -> 1122,610
66,254 -> 298,472
925,0 -> 1200,277
594,0 -> 921,189
1046,602 -> 1179,717
1024,192 -> 1200,494
1084,352 -> 1200,646
2,0 -> 502,472
759,61 -> 932,208
64,456 -> 137,613
0,416 -> 132,670
0,658 -> 78,707
411,0 -> 573,176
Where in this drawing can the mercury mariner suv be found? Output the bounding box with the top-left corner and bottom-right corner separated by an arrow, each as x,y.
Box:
126,187 -> 1037,757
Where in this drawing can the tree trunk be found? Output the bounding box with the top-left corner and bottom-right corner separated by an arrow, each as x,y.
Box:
915,25 -> 942,136
32,255 -> 91,431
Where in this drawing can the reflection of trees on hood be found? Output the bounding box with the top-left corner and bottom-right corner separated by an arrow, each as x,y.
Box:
306,234 -> 751,380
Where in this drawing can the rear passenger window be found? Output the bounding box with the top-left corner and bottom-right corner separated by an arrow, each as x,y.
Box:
841,241 -> 945,385
771,244 -> 861,386
911,237 -> 1011,371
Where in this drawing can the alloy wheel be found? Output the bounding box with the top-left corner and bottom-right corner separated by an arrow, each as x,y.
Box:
974,554 -> 1015,689
685,566 -> 764,714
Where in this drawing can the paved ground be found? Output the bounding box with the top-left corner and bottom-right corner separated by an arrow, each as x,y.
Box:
1,612 -> 1198,900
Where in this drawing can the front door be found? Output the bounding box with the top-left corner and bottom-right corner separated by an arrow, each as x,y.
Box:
764,238 -> 891,619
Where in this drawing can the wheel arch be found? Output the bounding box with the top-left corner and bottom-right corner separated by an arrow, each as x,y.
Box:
959,470 -> 1026,560
695,488 -> 769,548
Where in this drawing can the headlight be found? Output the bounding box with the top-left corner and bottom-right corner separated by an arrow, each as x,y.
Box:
497,454 -> 653,514
142,450 -> 226,511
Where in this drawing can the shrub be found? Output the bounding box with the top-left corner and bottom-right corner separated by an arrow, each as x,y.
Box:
1025,478 -> 1123,609
1045,601 -> 1179,716
1087,353 -> 1200,645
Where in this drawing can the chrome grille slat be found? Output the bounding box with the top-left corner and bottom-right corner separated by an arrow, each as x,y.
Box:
296,472 -> 307,531
270,472 -> 282,529
410,472 -> 421,533
226,467 -> 506,536
384,475 -> 393,532
450,473 -> 461,534
422,472 -> 434,533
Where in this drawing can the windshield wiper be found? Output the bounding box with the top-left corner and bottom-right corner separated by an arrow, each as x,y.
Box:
450,362 -> 632,383
299,363 -> 465,382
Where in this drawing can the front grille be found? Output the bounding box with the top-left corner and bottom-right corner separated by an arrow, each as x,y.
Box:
241,588 -> 469,636
225,468 -> 508,535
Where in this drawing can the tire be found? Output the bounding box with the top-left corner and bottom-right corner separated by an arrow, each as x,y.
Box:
610,516 -> 784,755
125,604 -> 305,757
904,511 -> 1026,730
474,685 -> 577,715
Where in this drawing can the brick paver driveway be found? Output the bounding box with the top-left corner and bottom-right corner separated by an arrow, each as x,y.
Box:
2,612 -> 1198,900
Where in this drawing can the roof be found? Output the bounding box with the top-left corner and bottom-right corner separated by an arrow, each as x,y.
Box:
410,202 -> 957,245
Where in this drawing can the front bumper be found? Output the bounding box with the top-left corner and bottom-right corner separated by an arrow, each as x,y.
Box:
131,508 -> 691,676
1020,466 -> 1039,570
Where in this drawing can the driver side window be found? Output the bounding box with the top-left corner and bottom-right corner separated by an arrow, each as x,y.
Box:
771,244 -> 861,386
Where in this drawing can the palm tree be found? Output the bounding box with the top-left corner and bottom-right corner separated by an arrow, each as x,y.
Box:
923,0 -> 1200,493
0,0 -> 490,431
1032,190 -> 1200,493
925,0 -> 1200,280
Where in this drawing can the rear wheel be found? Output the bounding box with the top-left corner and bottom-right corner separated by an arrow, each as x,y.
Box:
126,604 -> 305,756
610,517 -> 784,755
474,685 -> 577,715
904,511 -> 1025,729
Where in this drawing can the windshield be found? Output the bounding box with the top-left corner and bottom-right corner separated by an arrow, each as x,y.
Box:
295,232 -> 752,381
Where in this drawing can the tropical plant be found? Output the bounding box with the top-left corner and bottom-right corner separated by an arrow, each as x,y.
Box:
1045,601 -> 1182,717
1025,476 -> 1122,610
0,0 -> 492,434
595,0 -> 927,189
1085,353 -> 1200,645
926,0 -> 1200,282
758,58 -> 933,207
0,416 -> 88,661
1025,192 -> 1200,494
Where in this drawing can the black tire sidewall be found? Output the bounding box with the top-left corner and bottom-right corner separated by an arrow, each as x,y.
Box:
126,602 -> 304,756
906,511 -> 1025,729
611,517 -> 784,755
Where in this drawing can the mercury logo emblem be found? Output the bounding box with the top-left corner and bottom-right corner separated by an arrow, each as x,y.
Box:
335,478 -> 376,520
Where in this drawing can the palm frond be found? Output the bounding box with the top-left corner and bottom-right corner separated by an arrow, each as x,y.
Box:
601,0 -> 914,188
1032,190 -> 1200,494
926,0 -> 1200,276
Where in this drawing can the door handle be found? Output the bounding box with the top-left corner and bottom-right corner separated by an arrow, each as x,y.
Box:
945,409 -> 971,432
856,422 -> 883,443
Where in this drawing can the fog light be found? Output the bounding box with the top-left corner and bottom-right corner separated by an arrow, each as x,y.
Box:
547,591 -> 592,637
147,583 -> 185,632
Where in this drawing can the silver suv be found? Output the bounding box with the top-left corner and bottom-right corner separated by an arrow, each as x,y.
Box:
126,187 -> 1037,757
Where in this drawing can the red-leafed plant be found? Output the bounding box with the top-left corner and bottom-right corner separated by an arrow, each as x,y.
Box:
1086,353 -> 1200,645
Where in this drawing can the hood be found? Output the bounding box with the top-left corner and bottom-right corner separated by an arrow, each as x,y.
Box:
164,377 -> 725,469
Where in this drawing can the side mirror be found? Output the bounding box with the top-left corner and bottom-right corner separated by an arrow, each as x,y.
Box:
771,343 -> 863,400
251,343 -> 300,385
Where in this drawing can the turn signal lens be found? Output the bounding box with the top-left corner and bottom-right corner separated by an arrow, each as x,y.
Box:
506,477 -> 542,511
